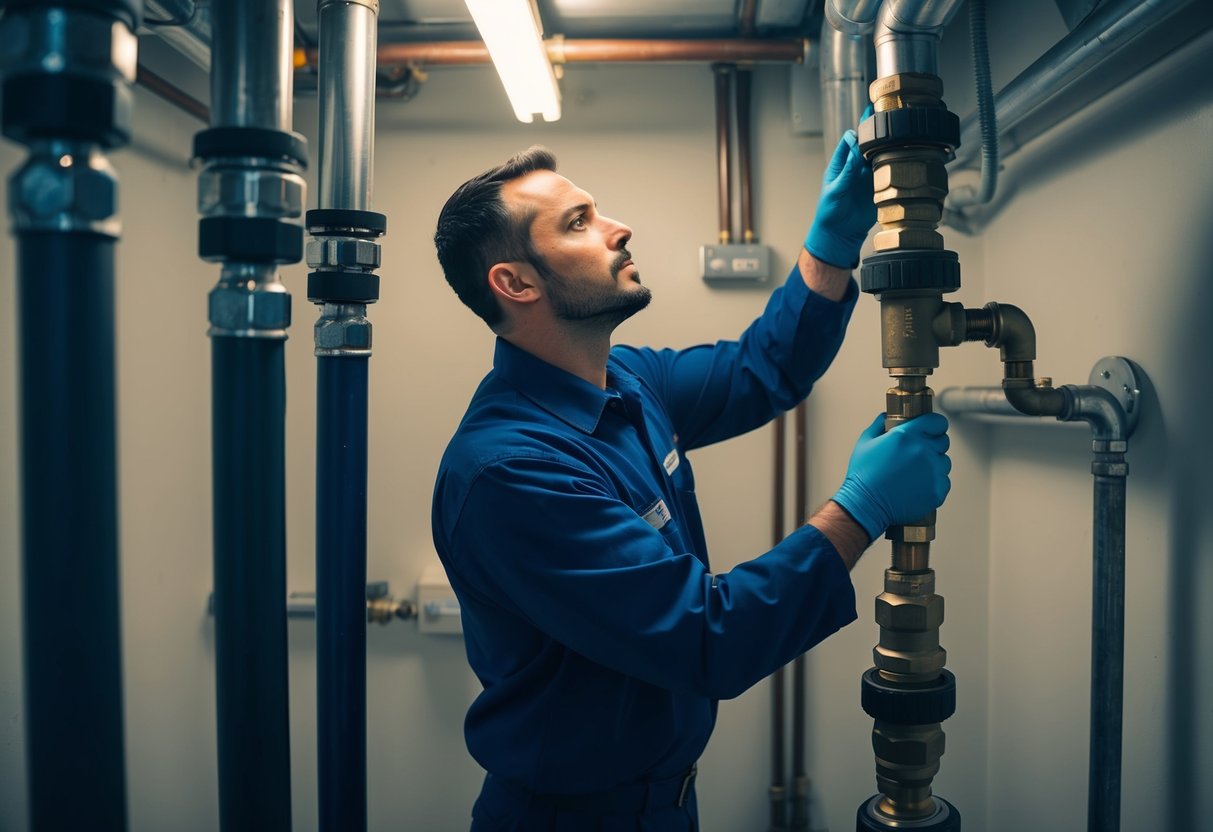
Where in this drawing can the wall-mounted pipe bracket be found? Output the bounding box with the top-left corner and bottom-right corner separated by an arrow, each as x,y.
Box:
206,581 -> 418,624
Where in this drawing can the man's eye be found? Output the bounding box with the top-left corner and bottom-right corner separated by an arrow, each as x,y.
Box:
570,216 -> 586,230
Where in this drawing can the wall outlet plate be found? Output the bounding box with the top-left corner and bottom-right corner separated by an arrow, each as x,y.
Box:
700,243 -> 771,283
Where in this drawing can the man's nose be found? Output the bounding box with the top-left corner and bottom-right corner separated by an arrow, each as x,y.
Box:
606,217 -> 632,249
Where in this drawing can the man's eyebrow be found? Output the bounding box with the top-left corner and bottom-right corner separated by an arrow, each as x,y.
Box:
559,201 -> 593,223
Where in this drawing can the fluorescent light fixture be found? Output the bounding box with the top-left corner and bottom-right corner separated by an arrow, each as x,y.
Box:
464,0 -> 562,123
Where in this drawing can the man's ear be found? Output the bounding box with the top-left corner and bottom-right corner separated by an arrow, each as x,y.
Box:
487,262 -> 542,307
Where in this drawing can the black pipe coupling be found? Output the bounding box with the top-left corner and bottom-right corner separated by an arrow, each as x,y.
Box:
0,1 -> 140,149
193,127 -> 309,265
306,209 -> 387,306
857,107 -> 961,159
861,250 -> 961,296
857,794 -> 961,831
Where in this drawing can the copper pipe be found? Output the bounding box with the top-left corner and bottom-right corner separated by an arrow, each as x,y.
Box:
300,38 -> 808,69
136,63 -> 209,123
791,401 -> 809,830
770,412 -> 787,831
736,67 -> 755,243
714,64 -> 733,243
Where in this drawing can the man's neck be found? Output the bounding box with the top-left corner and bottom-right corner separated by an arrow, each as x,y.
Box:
501,323 -> 613,389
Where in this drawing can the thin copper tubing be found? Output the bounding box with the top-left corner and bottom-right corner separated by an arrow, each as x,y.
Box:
771,413 -> 787,825
714,65 -> 733,243
736,67 -> 754,243
308,38 -> 808,68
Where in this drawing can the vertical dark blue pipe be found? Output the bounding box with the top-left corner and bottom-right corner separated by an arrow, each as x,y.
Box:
1088,472 -> 1126,832
18,230 -> 127,831
317,355 -> 369,832
211,337 -> 292,830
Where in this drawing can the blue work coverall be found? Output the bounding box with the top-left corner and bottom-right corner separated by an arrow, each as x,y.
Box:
432,267 -> 861,831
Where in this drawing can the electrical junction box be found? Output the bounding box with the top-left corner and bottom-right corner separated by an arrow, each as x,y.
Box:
700,243 -> 771,284
416,564 -> 462,636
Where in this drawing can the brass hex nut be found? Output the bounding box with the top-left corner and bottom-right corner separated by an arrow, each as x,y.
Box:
872,159 -> 949,203
874,228 -> 944,251
869,73 -> 944,102
875,592 -> 945,630
872,723 -> 946,766
878,202 -> 943,226
874,644 -> 947,676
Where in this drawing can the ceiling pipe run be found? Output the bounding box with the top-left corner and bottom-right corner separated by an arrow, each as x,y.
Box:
299,37 -> 809,70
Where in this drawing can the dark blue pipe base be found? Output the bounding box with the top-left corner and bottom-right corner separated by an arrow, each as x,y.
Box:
316,355 -> 369,832
18,229 -> 127,831
211,336 -> 292,831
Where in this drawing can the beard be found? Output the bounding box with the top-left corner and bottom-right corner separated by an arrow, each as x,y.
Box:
532,248 -> 652,328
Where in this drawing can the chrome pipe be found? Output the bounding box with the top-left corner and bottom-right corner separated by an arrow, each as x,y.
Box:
318,0 -> 379,211
819,21 -> 869,154
825,0 -> 881,35
951,0 -> 1195,170
873,0 -> 966,77
210,0 -> 293,128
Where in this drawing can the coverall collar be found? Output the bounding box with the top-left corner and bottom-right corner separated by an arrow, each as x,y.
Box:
493,337 -> 631,435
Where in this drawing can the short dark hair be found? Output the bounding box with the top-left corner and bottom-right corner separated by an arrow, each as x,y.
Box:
434,146 -> 558,328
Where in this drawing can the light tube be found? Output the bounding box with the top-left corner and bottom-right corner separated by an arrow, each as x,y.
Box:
464,0 -> 562,123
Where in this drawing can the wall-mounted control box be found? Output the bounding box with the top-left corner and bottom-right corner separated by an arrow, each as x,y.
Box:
700,243 -> 771,283
417,565 -> 462,636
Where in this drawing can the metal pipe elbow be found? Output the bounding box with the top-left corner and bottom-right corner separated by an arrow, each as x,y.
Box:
1061,384 -> 1129,443
1003,378 -> 1069,418
825,0 -> 881,35
985,301 -> 1037,362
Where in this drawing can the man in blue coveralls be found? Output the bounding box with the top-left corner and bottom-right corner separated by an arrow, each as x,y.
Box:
432,135 -> 951,831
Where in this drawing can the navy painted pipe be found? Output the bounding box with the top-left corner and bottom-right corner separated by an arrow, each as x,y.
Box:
18,230 -> 128,831
316,355 -> 369,832
211,337 -> 293,830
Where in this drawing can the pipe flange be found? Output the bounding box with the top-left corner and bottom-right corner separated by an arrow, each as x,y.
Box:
306,209 -> 388,237
1088,356 -> 1140,437
860,250 -> 960,295
857,108 -> 961,157
861,668 -> 956,724
857,794 -> 961,830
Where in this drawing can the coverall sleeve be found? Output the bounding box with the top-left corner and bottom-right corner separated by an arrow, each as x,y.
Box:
446,452 -> 858,700
613,266 -> 857,451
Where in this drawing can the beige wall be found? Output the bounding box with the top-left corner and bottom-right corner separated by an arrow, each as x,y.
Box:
2,6 -> 1210,830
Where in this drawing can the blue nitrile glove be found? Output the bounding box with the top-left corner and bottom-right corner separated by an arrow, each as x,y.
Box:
804,126 -> 877,269
832,412 -> 952,541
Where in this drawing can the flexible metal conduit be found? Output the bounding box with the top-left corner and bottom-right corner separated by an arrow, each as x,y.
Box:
0,1 -> 140,827
939,358 -> 1138,832
309,3 -> 385,827
197,0 -> 305,826
950,0 -> 1198,172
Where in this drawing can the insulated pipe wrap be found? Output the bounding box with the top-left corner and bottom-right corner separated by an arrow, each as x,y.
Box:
18,230 -> 127,830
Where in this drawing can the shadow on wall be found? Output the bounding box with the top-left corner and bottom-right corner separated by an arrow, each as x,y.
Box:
1164,188 -> 1213,831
